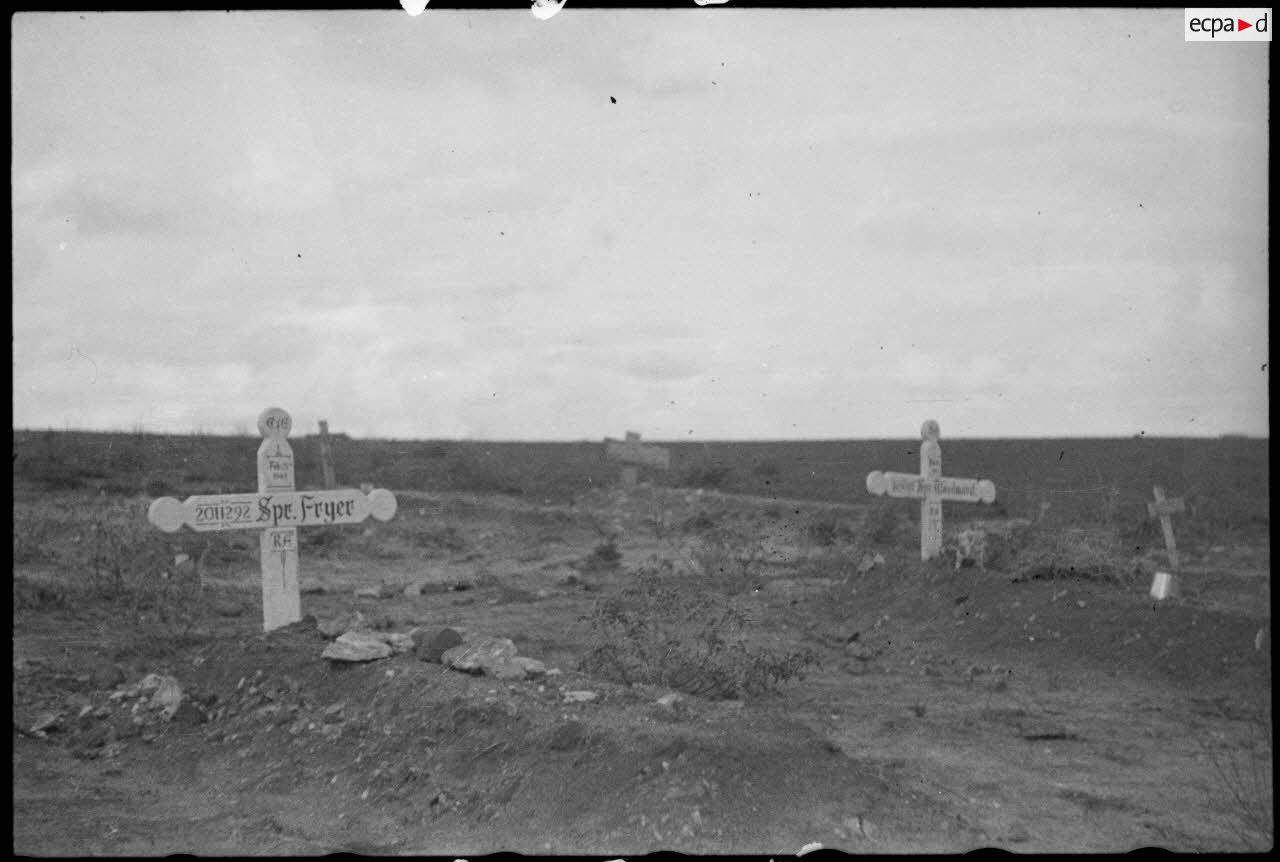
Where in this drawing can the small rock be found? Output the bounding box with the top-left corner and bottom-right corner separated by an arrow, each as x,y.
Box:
845,642 -> 879,661
488,660 -> 531,681
318,612 -> 364,638
656,693 -> 684,709
30,713 -> 62,734
512,656 -> 546,677
322,631 -> 393,662
384,632 -> 415,654
149,677 -> 184,718
170,701 -> 206,725
414,628 -> 464,663
138,674 -> 170,695
354,587 -> 381,599
442,636 -> 517,675
404,582 -> 422,598
563,690 -> 598,703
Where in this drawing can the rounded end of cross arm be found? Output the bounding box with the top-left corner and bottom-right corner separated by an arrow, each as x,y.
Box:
865,471 -> 887,496
147,497 -> 186,532
367,488 -> 398,522
977,480 -> 996,504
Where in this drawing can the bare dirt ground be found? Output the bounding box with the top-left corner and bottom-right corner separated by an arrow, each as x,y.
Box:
12,484 -> 1273,855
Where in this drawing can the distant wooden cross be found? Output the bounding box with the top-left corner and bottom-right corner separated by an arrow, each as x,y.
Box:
1146,485 -> 1186,570
865,420 -> 996,561
604,431 -> 671,488
148,407 -> 397,632
318,420 -> 336,489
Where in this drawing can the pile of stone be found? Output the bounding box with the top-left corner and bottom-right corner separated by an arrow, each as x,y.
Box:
316,612 -> 554,683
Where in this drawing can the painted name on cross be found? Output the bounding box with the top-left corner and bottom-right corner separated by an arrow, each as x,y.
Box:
153,489 -> 386,532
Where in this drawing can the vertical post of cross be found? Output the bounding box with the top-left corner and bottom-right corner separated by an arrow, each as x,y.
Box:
318,420 -> 336,490
920,419 -> 943,561
1147,485 -> 1186,571
604,431 -> 671,490
257,407 -> 300,631
620,432 -> 641,488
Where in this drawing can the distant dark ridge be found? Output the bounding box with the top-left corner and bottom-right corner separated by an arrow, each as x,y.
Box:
12,430 -> 1269,535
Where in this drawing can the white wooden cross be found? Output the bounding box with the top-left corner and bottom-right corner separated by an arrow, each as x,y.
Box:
865,420 -> 996,561
147,407 -> 397,632
1146,485 -> 1186,571
604,431 -> 671,488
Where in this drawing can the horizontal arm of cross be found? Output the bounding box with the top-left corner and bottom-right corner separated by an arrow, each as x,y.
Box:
148,487 -> 397,533
865,471 -> 996,503
604,439 -> 671,469
1147,499 -> 1186,517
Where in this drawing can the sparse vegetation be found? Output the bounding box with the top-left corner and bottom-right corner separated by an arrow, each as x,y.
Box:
1008,525 -> 1133,585
579,559 -> 820,699
579,539 -> 622,573
691,529 -> 766,595
1201,680 -> 1274,851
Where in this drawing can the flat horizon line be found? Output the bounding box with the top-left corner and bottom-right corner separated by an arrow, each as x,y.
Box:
12,426 -> 1269,443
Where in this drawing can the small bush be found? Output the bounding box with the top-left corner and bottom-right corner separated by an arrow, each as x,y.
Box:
681,510 -> 719,533
865,502 -> 901,545
1201,684 -> 1273,850
681,462 -> 732,490
414,525 -> 468,554
753,459 -> 780,479
579,561 -> 819,699
1009,525 -> 1131,585
806,514 -> 854,548
13,576 -> 68,611
691,531 -> 764,595
580,539 -> 622,572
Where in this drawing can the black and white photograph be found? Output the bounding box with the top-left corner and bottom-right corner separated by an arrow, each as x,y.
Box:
12,5 -> 1270,855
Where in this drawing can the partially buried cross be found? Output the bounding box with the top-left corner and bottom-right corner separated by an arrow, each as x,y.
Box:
147,407 -> 398,632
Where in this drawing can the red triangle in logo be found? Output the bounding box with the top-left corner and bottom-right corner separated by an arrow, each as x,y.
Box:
1239,18 -> 1253,30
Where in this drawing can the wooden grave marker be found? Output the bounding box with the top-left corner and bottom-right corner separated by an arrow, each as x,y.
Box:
148,407 -> 397,632
1146,485 -> 1186,571
604,431 -> 671,488
865,420 -> 997,561
318,420 -> 336,489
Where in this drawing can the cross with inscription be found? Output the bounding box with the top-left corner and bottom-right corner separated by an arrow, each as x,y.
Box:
865,420 -> 997,561
147,407 -> 397,632
604,431 -> 671,489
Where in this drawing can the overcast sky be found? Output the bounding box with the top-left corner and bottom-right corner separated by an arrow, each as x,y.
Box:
11,9 -> 1269,441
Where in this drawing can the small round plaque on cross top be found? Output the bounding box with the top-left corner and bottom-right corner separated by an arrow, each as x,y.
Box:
921,419 -> 940,442
258,407 -> 292,440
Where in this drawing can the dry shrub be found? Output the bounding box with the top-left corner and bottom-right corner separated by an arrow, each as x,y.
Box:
1202,677 -> 1273,850
580,560 -> 819,699
691,530 -> 764,595
1009,525 -> 1134,585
